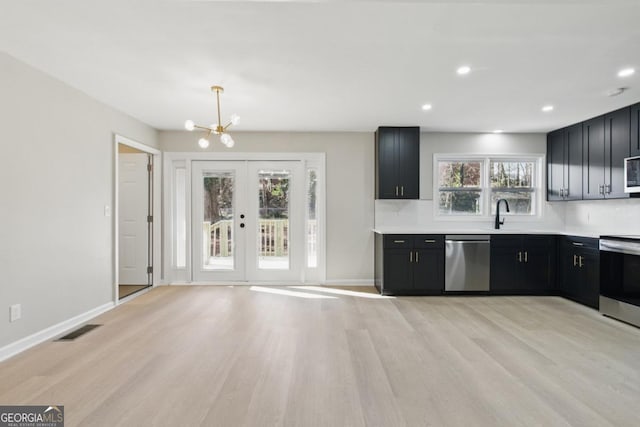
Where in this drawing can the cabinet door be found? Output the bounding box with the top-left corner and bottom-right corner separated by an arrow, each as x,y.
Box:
413,248 -> 444,294
521,246 -> 552,293
376,128 -> 399,199
631,103 -> 640,157
566,123 -> 583,200
383,249 -> 414,293
547,129 -> 566,201
582,116 -> 606,199
577,249 -> 600,309
397,127 -> 420,199
604,107 -> 630,199
490,246 -> 521,293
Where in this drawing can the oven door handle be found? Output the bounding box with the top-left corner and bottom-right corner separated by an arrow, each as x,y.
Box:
600,240 -> 640,256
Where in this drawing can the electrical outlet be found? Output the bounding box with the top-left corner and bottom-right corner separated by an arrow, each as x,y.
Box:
10,304 -> 21,322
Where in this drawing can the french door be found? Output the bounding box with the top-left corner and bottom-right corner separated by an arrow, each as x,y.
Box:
192,160 -> 304,282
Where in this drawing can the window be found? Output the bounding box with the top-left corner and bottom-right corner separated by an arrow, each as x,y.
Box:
437,161 -> 483,215
489,160 -> 535,215
435,155 -> 541,217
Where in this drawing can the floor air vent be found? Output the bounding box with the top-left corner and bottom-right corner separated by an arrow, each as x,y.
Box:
56,324 -> 101,341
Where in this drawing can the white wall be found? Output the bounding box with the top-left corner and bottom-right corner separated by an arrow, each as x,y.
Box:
159,131 -> 375,282
0,53 -> 158,349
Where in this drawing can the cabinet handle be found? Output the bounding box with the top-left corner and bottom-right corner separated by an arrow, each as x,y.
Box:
605,184 -> 612,194
393,240 -> 405,243
401,186 -> 404,196
573,254 -> 578,267
416,252 -> 419,263
572,242 -> 584,247
524,251 -> 528,263
424,239 -> 436,243
395,186 -> 399,196
518,251 -> 522,262
410,251 -> 413,263
579,255 -> 584,268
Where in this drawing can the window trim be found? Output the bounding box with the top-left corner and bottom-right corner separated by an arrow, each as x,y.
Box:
433,153 -> 544,221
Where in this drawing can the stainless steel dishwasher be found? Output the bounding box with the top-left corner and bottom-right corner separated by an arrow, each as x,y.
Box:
445,235 -> 491,292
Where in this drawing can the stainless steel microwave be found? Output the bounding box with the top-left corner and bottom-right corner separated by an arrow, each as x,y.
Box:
625,156 -> 640,193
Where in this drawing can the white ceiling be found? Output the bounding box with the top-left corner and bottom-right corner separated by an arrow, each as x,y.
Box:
1,0 -> 639,133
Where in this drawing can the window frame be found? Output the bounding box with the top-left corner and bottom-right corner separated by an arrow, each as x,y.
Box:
433,154 -> 544,221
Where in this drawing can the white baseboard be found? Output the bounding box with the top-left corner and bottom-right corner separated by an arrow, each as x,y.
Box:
169,280 -> 375,287
0,301 -> 115,363
323,280 -> 374,286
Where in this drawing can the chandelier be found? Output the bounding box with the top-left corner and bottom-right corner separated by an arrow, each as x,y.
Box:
185,85 -> 239,149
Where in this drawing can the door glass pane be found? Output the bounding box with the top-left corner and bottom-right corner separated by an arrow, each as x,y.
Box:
307,168 -> 318,268
258,170 -> 290,270
202,172 -> 234,270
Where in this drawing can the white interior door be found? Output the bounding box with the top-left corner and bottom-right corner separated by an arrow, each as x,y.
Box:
192,161 -> 247,281
118,153 -> 150,285
191,160 -> 304,282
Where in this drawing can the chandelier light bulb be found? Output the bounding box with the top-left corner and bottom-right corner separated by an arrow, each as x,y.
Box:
230,114 -> 240,125
185,120 -> 195,131
220,133 -> 234,148
198,138 -> 210,149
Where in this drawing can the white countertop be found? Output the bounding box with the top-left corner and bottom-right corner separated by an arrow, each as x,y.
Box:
372,228 -> 601,238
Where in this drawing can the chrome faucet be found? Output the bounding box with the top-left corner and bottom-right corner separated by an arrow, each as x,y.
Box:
495,199 -> 510,229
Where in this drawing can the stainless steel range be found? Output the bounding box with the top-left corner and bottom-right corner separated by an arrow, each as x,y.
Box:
600,235 -> 640,327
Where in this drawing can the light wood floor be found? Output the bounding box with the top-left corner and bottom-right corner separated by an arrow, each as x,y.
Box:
118,284 -> 150,299
1,286 -> 640,426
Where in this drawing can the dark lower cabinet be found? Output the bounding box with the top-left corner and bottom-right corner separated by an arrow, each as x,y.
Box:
560,236 -> 600,309
490,235 -> 556,294
374,234 -> 444,295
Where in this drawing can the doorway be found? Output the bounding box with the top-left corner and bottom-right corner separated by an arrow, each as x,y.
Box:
115,135 -> 161,301
191,160 -> 304,282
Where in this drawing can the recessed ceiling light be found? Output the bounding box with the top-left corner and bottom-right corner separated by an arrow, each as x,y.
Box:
542,105 -> 554,112
618,68 -> 635,78
421,104 -> 432,111
456,66 -> 471,75
493,129 -> 503,134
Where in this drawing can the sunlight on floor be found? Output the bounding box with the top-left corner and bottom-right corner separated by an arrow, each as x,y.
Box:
291,286 -> 394,299
249,286 -> 337,299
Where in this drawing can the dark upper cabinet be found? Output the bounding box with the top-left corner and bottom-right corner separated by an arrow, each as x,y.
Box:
559,236 -> 599,309
582,108 -> 630,199
547,124 -> 583,201
631,103 -> 640,157
547,129 -> 565,201
604,107 -> 631,198
583,115 -> 606,199
490,235 -> 556,294
375,126 -> 420,199
374,234 -> 444,295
